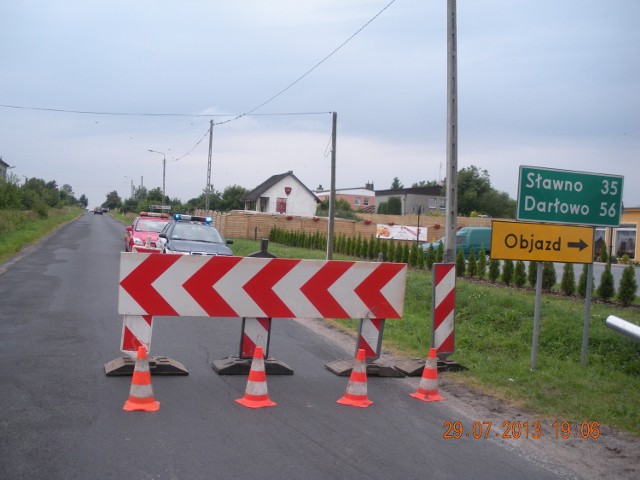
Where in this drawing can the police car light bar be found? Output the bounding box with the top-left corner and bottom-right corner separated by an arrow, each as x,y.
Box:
173,214 -> 212,224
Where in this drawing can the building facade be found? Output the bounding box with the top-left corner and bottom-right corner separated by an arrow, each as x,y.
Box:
240,171 -> 319,217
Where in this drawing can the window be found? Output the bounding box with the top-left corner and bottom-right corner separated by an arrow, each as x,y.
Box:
363,197 -> 369,206
354,197 -> 361,206
615,224 -> 637,259
429,198 -> 437,208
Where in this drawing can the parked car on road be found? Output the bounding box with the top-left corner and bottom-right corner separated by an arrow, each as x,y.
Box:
125,211 -> 171,252
158,214 -> 233,256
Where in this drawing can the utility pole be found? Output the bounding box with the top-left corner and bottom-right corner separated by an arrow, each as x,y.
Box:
444,0 -> 458,263
205,119 -> 213,211
326,112 -> 337,260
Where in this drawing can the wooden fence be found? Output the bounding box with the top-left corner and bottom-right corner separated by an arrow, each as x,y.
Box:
195,210 -> 492,243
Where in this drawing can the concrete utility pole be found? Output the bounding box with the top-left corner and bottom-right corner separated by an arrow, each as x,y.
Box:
326,112 -> 337,260
444,0 -> 459,263
148,149 -> 167,207
205,119 -> 213,211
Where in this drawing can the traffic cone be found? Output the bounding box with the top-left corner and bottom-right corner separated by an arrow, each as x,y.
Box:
123,346 -> 160,412
410,348 -> 444,402
236,346 -> 276,408
337,349 -> 373,408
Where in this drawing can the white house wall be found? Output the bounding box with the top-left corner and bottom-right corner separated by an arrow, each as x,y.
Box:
263,177 -> 318,216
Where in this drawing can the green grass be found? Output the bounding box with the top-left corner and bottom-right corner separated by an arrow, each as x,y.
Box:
0,207 -> 85,264
231,238 -> 640,436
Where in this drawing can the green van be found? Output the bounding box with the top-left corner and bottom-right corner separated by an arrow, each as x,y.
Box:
456,227 -> 491,259
421,226 -> 491,259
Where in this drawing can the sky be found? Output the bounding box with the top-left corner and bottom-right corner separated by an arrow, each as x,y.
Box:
1,0 -> 639,210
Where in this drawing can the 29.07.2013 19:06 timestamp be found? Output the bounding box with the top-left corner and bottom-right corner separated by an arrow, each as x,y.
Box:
443,421 -> 601,440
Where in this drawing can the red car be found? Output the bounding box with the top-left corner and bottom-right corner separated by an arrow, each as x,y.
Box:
125,212 -> 171,252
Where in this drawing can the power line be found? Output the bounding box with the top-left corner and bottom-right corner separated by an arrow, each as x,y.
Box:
0,0 -> 395,122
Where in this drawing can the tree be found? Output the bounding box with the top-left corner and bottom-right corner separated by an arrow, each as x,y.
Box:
528,261 -> 538,288
387,196 -> 402,215
597,264 -> 615,302
78,194 -> 88,208
466,248 -> 477,277
598,243 -> 608,264
390,177 -> 404,190
435,242 -> 444,263
456,165 -> 515,218
411,180 -> 442,188
455,249 -> 465,277
617,265 -> 638,307
220,185 -> 248,211
542,262 -> 557,292
560,263 -> 576,296
514,261 -> 527,287
488,259 -> 501,283
102,190 -> 122,210
477,248 -> 487,279
577,264 -> 594,298
425,245 -> 435,270
502,260 -> 514,285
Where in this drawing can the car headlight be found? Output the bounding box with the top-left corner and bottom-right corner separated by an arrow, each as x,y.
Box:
133,237 -> 144,246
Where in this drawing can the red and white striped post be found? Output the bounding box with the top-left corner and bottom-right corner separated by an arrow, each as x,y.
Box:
431,263 -> 456,359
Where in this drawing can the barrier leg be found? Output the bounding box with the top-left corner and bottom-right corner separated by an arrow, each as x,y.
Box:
212,318 -> 293,375
104,315 -> 188,376
326,319 -> 404,377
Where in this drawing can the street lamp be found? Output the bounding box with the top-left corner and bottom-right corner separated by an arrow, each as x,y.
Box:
147,149 -> 166,206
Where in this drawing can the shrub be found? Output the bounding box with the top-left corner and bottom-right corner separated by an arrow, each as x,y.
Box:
477,248 -> 487,279
502,259 -> 514,285
597,264 -> 615,302
618,265 -> 638,307
514,260 -> 527,287
560,263 -> 576,296
455,249 -> 465,277
577,263 -> 595,298
488,259 -> 501,283
542,262 -> 557,292
425,245 -> 435,270
466,248 -> 477,277
598,243 -> 608,264
528,261 -> 537,288
435,243 -> 444,263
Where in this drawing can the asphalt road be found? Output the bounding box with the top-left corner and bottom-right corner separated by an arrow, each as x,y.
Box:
0,213 -> 587,479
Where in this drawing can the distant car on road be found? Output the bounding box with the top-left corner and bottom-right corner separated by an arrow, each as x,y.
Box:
125,211 -> 171,252
158,214 -> 233,256
93,208 -> 103,215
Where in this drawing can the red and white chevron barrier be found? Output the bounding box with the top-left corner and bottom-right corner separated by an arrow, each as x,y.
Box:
117,253 -> 407,358
356,318 -> 384,360
431,263 -> 456,359
119,253 -> 406,319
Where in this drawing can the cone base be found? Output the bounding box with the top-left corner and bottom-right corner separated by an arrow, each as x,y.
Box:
123,399 -> 160,412
235,397 -> 277,409
410,391 -> 444,402
337,396 -> 373,408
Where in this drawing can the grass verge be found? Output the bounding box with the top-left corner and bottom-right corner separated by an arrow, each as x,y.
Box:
0,208 -> 85,264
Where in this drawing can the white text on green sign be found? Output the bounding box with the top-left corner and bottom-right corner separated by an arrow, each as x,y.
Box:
517,166 -> 623,227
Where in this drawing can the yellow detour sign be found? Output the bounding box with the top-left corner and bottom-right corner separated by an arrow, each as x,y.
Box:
491,220 -> 594,263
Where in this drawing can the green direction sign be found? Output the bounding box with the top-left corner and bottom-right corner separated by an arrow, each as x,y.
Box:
517,166 -> 624,227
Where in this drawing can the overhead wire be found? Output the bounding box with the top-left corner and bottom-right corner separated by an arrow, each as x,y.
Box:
1,0 -> 396,159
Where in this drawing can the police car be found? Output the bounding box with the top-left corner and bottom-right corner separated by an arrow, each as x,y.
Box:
125,211 -> 171,252
157,214 -> 234,256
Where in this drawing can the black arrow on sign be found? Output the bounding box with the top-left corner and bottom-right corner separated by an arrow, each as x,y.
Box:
568,239 -> 588,251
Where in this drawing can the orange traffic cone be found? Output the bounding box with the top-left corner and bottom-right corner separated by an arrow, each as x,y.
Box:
123,346 -> 160,412
337,349 -> 373,408
236,346 -> 276,408
410,348 -> 444,402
